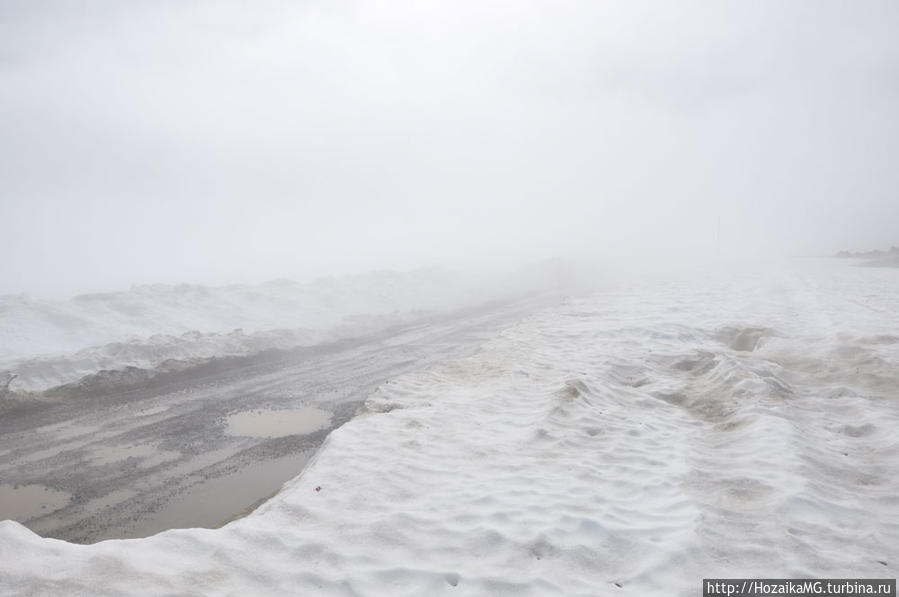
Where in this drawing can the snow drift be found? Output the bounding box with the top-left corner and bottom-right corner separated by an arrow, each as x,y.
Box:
0,268 -> 511,393
0,259 -> 896,596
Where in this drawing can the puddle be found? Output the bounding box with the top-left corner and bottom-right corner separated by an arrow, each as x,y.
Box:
96,451 -> 314,540
28,489 -> 141,535
0,484 -> 71,521
226,407 -> 332,438
82,488 -> 139,511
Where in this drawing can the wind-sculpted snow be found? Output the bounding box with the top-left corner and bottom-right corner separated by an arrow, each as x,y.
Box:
0,259 -> 896,595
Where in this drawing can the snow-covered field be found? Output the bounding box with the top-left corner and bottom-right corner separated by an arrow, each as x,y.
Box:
1,259 -> 897,596
0,269 -> 507,393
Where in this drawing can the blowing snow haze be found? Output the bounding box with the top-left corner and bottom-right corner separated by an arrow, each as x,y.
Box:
1,0 -> 897,296
1,2 -> 899,591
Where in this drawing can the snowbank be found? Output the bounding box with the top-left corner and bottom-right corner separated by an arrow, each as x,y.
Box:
0,269 -> 502,392
0,259 -> 896,595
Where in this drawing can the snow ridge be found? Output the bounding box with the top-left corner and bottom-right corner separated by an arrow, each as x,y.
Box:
0,269 -> 493,392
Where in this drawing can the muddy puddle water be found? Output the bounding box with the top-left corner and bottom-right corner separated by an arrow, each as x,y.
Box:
226,407 -> 332,438
0,484 -> 71,521
95,450 -> 315,541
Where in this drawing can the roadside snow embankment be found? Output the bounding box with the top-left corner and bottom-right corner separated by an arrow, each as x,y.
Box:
0,259 -> 896,595
0,269 -> 509,393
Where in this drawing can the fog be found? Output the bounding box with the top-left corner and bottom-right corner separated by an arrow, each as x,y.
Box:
1,0 -> 897,297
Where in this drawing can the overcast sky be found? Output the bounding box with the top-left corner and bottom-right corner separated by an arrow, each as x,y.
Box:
1,0 -> 897,296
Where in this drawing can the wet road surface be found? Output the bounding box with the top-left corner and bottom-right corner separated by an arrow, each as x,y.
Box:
0,298 -> 549,543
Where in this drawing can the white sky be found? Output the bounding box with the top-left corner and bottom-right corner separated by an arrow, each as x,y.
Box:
1,0 -> 897,296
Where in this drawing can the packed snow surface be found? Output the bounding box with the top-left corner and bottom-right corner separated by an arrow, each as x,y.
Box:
1,259 -> 897,595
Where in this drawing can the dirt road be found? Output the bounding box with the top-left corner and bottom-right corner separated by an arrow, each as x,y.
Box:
0,298 -> 548,543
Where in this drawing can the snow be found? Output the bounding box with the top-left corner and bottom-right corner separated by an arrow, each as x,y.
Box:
0,268 -> 502,392
1,259 -> 897,596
